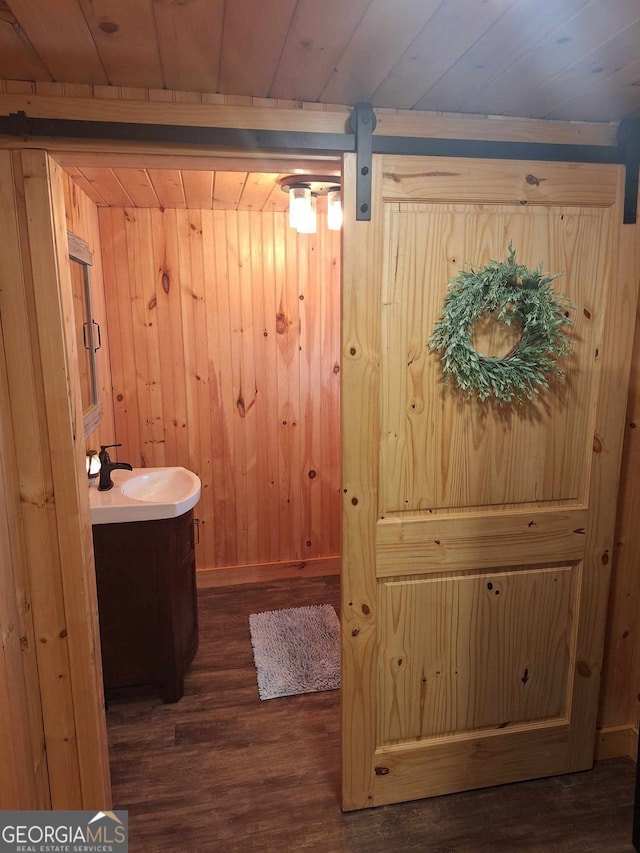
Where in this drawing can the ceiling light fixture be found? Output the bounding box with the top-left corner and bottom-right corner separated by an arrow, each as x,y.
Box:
327,188 -> 342,231
278,175 -> 342,234
297,193 -> 317,234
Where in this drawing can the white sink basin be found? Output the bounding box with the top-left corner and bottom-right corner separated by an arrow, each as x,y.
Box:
89,466 -> 201,525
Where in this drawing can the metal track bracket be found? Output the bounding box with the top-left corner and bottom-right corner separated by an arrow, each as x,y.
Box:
349,103 -> 376,221
617,117 -> 640,225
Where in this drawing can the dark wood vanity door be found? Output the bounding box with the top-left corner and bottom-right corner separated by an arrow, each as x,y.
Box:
93,521 -> 162,688
93,509 -> 199,703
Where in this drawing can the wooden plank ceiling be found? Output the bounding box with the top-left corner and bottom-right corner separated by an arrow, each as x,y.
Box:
1,0 -> 640,123
63,166 -> 343,211
63,167 -> 296,210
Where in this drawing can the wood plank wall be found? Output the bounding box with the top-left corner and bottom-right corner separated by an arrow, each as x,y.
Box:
62,171 -> 115,448
600,295 -> 640,756
97,206 -> 341,573
0,343 -> 43,809
0,154 -> 48,807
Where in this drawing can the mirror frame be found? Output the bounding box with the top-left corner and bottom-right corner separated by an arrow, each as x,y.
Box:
68,230 -> 103,437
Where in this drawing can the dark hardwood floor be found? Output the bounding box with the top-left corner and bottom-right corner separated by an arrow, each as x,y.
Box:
106,576 -> 636,852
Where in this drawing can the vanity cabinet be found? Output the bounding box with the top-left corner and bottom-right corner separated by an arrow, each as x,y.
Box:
92,509 -> 199,703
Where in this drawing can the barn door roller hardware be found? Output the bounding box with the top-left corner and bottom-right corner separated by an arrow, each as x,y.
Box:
350,103 -> 376,222
1,106 -> 639,223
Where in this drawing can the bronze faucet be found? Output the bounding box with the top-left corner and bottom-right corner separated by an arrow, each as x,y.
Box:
98,444 -> 133,491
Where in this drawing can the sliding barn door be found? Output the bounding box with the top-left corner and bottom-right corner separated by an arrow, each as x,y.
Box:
341,152 -> 638,810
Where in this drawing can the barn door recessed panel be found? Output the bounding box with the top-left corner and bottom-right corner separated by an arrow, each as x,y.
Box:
377,564 -> 578,747
380,204 -> 610,515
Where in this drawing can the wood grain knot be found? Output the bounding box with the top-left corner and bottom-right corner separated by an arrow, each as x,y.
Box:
308,470 -> 317,479
59,629 -> 67,639
276,312 -> 288,334
361,603 -> 370,616
99,21 -> 118,33
601,551 -> 609,565
161,271 -> 170,294
577,661 -> 592,678
349,347 -> 356,356
374,766 -> 390,776
351,497 -> 358,505
333,363 -> 340,373
525,174 -> 546,186
593,435 -> 603,453
583,308 -> 591,319
351,628 -> 360,637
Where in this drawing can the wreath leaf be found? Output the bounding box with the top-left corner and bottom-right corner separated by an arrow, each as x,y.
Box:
428,243 -> 573,405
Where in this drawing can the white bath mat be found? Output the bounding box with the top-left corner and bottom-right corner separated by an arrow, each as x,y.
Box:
248,604 -> 340,701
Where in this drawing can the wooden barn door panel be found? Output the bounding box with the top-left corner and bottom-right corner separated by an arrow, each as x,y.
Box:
341,153 -> 635,809
380,205 -> 606,512
377,566 -> 576,745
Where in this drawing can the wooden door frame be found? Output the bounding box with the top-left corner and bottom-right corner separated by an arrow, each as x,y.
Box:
0,148 -> 111,808
0,160 -> 49,808
1,134 -> 343,808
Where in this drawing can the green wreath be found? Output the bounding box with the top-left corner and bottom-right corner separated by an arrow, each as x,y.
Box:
428,244 -> 572,405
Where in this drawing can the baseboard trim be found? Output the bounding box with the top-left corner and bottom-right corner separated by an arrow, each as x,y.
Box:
595,724 -> 637,762
196,555 -> 341,588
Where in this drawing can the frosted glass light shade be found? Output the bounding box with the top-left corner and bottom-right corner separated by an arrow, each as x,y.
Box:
327,189 -> 342,231
86,450 -> 101,480
297,194 -> 317,234
289,186 -> 311,230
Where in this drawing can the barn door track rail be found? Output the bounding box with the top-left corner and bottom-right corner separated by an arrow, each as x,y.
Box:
1,105 -> 639,224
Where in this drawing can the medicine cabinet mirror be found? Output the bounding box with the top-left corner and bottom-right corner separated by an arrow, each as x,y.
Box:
68,231 -> 103,437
